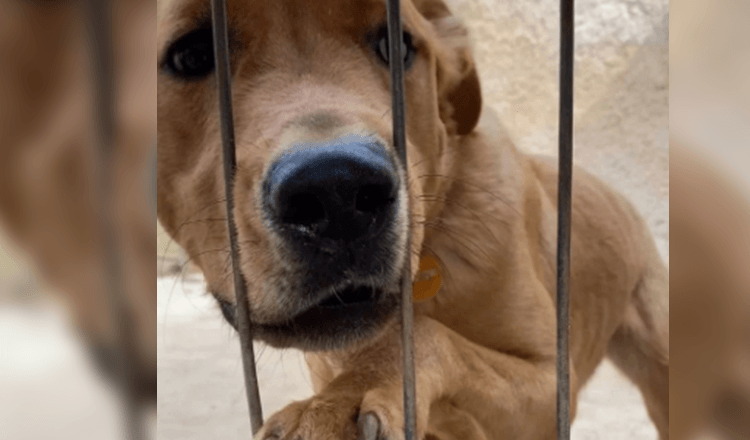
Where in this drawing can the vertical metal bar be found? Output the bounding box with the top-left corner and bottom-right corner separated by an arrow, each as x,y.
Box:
85,1 -> 144,439
556,0 -> 575,436
209,0 -> 264,434
385,1 -> 417,440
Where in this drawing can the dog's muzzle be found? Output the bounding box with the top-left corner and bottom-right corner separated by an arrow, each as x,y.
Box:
262,134 -> 400,282
246,134 -> 403,348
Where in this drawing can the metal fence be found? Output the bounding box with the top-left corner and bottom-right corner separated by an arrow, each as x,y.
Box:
204,0 -> 575,438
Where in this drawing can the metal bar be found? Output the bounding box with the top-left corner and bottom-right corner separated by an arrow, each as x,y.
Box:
556,0 -> 575,436
85,1 -> 144,439
385,1 -> 417,440
209,0 -> 265,434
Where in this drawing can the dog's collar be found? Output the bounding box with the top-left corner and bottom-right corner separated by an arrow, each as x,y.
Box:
413,255 -> 442,301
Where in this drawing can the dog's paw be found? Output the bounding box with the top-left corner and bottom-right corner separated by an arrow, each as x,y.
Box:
255,385 -> 413,440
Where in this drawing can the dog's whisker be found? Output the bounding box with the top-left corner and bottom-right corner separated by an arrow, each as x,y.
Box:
173,217 -> 229,228
160,243 -> 234,341
416,220 -> 494,262
415,173 -> 522,218
330,289 -> 347,306
158,198 -> 229,275
417,193 -> 510,245
407,144 -> 453,171
378,107 -> 392,122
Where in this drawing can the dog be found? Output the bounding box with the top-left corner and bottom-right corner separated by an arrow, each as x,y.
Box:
156,0 -> 669,438
0,0 -> 156,402
670,141 -> 750,440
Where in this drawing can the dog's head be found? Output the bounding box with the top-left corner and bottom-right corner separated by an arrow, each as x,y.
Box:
157,0 -> 481,350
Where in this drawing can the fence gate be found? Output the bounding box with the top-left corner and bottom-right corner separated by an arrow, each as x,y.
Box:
205,0 -> 575,438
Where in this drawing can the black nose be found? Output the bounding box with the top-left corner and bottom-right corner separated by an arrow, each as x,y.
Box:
263,135 -> 398,242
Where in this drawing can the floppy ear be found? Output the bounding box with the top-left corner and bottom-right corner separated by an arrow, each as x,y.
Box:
418,1 -> 482,136
442,46 -> 482,135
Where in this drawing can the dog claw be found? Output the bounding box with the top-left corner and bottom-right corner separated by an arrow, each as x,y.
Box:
260,429 -> 280,440
357,412 -> 381,440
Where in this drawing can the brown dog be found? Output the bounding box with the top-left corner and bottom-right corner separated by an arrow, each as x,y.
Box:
0,0 -> 156,401
157,0 -> 669,438
670,141 -> 750,440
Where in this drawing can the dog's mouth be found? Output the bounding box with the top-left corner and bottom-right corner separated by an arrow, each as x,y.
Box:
219,282 -> 400,350
257,282 -> 400,350
316,284 -> 378,308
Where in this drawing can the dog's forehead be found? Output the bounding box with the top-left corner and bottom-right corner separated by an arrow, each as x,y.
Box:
159,0 -> 385,32
157,0 -> 436,49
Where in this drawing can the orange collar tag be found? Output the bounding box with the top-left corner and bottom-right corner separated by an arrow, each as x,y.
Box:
413,255 -> 442,301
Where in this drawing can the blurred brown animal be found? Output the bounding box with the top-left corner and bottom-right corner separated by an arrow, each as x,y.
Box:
157,0 -> 669,438
670,141 -> 750,440
0,0 -> 156,401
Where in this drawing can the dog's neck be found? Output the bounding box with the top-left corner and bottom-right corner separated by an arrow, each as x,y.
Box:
416,109 -> 529,292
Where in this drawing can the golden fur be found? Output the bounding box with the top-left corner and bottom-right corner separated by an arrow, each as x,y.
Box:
0,0 -> 156,400
670,141 -> 750,440
157,0 -> 669,438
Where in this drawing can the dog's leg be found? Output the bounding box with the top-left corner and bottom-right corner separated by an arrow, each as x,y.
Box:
606,258 -> 669,440
256,316 -> 558,440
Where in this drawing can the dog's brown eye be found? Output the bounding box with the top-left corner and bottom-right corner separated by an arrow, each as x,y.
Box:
164,28 -> 215,79
373,28 -> 416,69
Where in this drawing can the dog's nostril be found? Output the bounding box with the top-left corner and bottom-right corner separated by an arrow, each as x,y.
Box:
356,184 -> 392,213
264,136 -> 399,241
282,193 -> 326,227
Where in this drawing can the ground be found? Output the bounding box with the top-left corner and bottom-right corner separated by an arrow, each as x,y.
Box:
155,273 -> 661,440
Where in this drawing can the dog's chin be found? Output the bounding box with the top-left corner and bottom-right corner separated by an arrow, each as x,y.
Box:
257,286 -> 400,351
219,284 -> 401,351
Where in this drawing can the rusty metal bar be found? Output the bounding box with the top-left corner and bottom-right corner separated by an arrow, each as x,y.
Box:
209,0 -> 264,434
206,2 -> 573,440
385,1 -> 418,440
556,0 -> 575,436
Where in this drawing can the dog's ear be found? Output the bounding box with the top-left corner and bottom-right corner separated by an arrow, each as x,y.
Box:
418,0 -> 482,136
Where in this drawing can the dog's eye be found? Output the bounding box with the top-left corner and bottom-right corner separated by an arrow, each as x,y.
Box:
164,28 -> 215,79
373,27 -> 417,69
